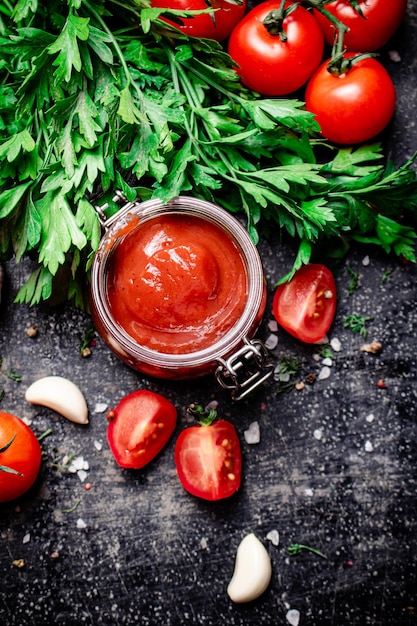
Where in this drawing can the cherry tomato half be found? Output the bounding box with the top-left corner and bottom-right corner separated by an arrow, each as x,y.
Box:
313,0 -> 408,52
0,411 -> 42,503
273,264 -> 337,343
305,53 -> 396,145
106,390 -> 177,469
151,0 -> 247,41
175,417 -> 241,501
228,0 -> 324,96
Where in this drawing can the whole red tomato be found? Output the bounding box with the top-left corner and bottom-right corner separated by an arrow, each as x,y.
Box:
305,53 -> 396,145
227,0 -> 324,96
174,403 -> 241,501
151,0 -> 247,41
0,411 -> 42,503
273,264 -> 337,343
107,390 -> 177,469
314,0 -> 408,52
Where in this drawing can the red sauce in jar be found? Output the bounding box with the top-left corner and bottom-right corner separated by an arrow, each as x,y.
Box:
106,213 -> 248,354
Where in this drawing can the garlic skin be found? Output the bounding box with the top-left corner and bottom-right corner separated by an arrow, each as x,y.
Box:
227,533 -> 272,603
25,376 -> 89,424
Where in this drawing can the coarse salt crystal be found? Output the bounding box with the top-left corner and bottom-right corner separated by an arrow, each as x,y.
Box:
244,421 -> 260,445
94,402 -> 108,413
77,469 -> 89,483
330,337 -> 342,352
23,533 -> 30,544
266,529 -> 279,546
362,255 -> 370,266
313,429 -> 323,440
268,320 -> 278,333
318,366 -> 331,380
388,49 -> 401,62
69,456 -> 89,472
366,413 -> 375,423
76,518 -> 87,529
286,609 -> 301,626
365,440 -> 374,452
322,357 -> 333,367
265,334 -> 278,350
94,440 -> 103,451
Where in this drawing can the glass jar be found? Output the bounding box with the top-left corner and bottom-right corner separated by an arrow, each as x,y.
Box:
90,196 -> 273,399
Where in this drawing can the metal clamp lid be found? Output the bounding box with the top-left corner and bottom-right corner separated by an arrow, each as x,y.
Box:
215,337 -> 274,401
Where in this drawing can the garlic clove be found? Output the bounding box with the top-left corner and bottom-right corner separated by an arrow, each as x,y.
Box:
227,533 -> 272,603
25,376 -> 89,424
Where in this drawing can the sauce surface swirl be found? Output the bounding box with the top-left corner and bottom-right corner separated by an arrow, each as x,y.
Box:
107,213 -> 248,354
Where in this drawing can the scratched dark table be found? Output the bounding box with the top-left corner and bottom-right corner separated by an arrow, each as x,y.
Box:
1,5 -> 417,626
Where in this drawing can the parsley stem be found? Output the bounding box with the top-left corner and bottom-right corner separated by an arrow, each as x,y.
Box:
287,543 -> 327,559
84,1 -> 143,102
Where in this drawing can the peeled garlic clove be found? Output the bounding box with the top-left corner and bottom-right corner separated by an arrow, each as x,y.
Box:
227,533 -> 272,603
25,376 -> 88,424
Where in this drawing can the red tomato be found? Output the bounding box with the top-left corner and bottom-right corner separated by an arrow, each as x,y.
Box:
273,264 -> 337,343
151,0 -> 247,41
0,411 -> 42,503
175,407 -> 241,501
227,0 -> 324,96
305,53 -> 396,145
106,390 -> 177,469
313,0 -> 408,52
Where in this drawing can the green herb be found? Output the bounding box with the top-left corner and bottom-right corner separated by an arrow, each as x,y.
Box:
37,428 -> 53,443
287,543 -> 327,559
62,498 -> 81,514
346,265 -> 360,294
343,314 -> 373,338
381,268 -> 392,283
7,369 -> 22,382
79,322 -> 96,356
275,356 -> 302,394
315,344 -> 333,360
0,1 -> 417,307
51,450 -> 78,472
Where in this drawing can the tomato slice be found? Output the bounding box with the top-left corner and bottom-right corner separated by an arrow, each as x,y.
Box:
272,264 -> 337,343
106,390 -> 177,469
175,419 -> 242,501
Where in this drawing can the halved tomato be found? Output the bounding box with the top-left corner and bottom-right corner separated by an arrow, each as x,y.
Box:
174,404 -> 241,501
106,390 -> 177,469
273,264 -> 337,343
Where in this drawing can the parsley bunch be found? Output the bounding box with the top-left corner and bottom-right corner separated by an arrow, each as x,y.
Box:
0,0 -> 416,308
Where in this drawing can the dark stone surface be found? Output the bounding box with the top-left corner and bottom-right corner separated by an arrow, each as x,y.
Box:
1,4 -> 417,626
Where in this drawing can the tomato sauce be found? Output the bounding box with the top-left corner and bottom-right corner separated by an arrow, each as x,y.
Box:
106,213 -> 248,354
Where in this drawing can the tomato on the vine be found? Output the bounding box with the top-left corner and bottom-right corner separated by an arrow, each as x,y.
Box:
151,0 -> 247,41
0,411 -> 42,503
305,53 -> 396,145
227,0 -> 324,96
106,390 -> 177,469
313,0 -> 408,52
174,404 -> 241,501
273,264 -> 337,343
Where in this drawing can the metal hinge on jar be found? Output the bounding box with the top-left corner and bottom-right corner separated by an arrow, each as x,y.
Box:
94,189 -> 128,227
215,338 -> 274,401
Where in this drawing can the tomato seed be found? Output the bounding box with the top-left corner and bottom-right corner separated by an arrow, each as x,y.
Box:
227,473 -> 236,481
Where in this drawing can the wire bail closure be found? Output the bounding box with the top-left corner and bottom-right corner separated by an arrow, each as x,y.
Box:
215,337 -> 274,401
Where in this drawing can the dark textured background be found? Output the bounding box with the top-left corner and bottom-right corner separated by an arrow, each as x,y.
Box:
1,3 -> 417,625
